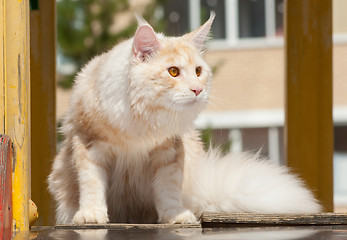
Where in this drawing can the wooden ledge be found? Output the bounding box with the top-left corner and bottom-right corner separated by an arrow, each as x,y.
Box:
33,213 -> 347,230
201,213 -> 347,228
54,223 -> 201,230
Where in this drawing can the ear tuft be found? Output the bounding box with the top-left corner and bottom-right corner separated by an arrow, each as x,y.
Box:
185,11 -> 215,51
133,22 -> 159,61
135,13 -> 149,26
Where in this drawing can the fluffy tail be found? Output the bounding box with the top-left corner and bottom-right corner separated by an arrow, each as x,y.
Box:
182,149 -> 322,217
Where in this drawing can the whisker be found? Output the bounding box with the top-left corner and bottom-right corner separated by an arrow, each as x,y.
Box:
208,94 -> 226,105
205,99 -> 224,112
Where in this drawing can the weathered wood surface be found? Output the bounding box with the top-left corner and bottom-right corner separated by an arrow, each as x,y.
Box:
201,213 -> 347,228
0,135 -> 13,240
1,0 -> 31,231
55,223 -> 201,230
50,213 -> 347,230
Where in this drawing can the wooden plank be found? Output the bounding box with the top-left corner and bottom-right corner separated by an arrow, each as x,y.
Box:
201,213 -> 347,228
55,223 -> 202,230
30,0 -> 56,226
284,0 -> 333,211
2,0 -> 31,231
0,135 -> 13,240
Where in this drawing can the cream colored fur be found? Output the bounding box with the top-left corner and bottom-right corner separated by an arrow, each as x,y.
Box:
48,13 -> 321,224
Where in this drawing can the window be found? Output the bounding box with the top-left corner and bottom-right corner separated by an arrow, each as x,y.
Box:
238,0 -> 266,38
163,0 -> 284,47
164,0 -> 189,36
275,0 -> 284,36
201,0 -> 226,39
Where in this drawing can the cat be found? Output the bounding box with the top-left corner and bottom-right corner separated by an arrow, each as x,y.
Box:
48,13 -> 321,224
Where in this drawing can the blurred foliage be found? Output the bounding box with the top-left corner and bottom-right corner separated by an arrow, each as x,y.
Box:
57,0 -> 166,88
58,74 -> 75,89
201,127 -> 213,150
56,119 -> 65,144
200,128 -> 231,154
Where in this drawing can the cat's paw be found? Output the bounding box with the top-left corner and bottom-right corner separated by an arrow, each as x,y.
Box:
159,207 -> 198,224
72,207 -> 109,224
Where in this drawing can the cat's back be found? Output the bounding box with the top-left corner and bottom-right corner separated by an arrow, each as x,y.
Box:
64,39 -> 134,130
73,39 -> 133,89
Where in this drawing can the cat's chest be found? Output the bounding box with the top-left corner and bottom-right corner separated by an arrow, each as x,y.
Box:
100,130 -> 175,161
106,130 -> 164,155
94,139 -> 178,223
105,147 -> 158,223
99,138 -> 177,187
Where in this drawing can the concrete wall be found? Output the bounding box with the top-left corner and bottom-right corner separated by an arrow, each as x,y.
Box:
204,43 -> 347,113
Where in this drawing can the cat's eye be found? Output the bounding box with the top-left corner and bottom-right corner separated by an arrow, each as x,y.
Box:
196,66 -> 202,77
168,67 -> 179,77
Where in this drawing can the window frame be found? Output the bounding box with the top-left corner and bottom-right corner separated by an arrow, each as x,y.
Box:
188,0 -> 284,50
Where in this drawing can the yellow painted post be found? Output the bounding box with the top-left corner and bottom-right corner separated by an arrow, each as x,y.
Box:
30,0 -> 56,225
0,1 -> 4,127
284,0 -> 333,211
0,0 -> 31,231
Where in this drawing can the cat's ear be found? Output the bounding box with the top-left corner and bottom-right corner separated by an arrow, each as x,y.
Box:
185,12 -> 215,51
133,16 -> 159,61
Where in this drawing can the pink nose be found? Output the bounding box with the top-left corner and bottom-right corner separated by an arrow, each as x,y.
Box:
191,88 -> 203,96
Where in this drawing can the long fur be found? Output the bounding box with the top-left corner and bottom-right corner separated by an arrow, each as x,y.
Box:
48,15 -> 321,225
182,148 -> 321,216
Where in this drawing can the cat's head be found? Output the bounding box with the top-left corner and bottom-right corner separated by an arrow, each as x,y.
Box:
128,13 -> 215,132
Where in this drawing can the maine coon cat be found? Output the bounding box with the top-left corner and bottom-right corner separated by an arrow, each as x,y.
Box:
48,13 -> 321,224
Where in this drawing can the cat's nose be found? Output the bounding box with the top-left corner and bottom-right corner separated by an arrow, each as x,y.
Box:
191,88 -> 203,96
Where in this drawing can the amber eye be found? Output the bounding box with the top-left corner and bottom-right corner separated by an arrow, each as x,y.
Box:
196,66 -> 202,77
168,67 -> 179,77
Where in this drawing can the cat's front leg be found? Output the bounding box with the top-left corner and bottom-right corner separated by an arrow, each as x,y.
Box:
152,139 -> 198,224
71,137 -> 109,224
